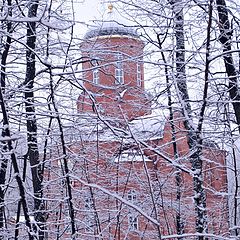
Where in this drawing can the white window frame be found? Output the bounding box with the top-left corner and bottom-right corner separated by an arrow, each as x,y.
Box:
127,190 -> 137,203
128,214 -> 138,231
84,196 -> 95,233
84,217 -> 94,233
92,59 -> 99,84
137,62 -> 141,87
64,216 -> 71,234
115,53 -> 124,84
84,197 -> 94,210
127,190 -> 138,231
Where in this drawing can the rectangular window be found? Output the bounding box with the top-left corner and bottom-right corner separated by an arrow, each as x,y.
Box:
85,197 -> 94,210
85,217 -> 94,233
127,190 -> 137,202
115,53 -> 124,84
128,214 -> 138,231
127,190 -> 138,231
137,62 -> 141,86
64,217 -> 71,234
92,59 -> 99,84
84,197 -> 95,233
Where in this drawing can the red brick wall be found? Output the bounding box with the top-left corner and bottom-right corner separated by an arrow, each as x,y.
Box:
78,36 -> 151,120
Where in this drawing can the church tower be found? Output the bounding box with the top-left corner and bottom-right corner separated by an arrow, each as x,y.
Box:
78,3 -> 151,120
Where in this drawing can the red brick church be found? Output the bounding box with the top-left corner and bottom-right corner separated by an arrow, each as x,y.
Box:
46,4 -> 229,239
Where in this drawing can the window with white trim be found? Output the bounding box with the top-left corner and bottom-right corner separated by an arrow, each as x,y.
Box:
127,190 -> 138,231
137,62 -> 141,86
128,214 -> 138,231
85,217 -> 94,233
92,59 -> 99,84
115,53 -> 124,84
127,190 -> 137,203
85,196 -> 94,210
64,216 -> 71,234
84,196 -> 95,233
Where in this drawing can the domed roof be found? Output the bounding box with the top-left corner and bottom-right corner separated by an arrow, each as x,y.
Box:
84,4 -> 139,40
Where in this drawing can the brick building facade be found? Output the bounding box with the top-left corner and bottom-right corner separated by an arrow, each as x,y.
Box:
45,4 -> 229,239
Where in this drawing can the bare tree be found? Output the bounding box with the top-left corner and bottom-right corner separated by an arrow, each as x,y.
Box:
215,0 -> 240,236
0,0 -> 13,234
24,0 -> 46,238
0,0 -> 237,239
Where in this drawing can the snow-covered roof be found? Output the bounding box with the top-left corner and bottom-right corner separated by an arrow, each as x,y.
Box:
63,112 -> 165,143
113,149 -> 152,162
84,4 -> 139,40
128,114 -> 165,140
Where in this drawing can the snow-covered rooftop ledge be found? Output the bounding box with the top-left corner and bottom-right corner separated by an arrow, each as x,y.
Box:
62,111 -> 166,142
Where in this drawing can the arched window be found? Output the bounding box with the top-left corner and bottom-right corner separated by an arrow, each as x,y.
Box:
115,53 -> 124,84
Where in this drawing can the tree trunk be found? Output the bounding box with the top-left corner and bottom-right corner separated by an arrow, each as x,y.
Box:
157,33 -> 184,236
48,68 -> 76,238
25,0 -> 45,238
216,0 -> 240,235
216,0 -> 240,132
169,1 -> 208,238
0,73 -> 34,240
0,0 -> 12,234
